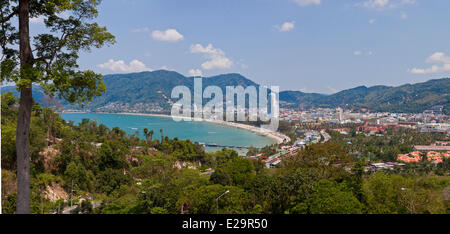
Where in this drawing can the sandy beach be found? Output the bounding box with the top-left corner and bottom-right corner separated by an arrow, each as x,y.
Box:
114,112 -> 291,144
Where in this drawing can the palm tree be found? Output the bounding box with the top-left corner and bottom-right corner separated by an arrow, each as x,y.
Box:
143,128 -> 149,140
160,129 -> 164,143
143,128 -> 153,146
149,130 -> 154,142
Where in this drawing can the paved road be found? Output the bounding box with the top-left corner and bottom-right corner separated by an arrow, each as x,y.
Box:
321,131 -> 331,143
62,205 -> 78,214
61,201 -> 102,214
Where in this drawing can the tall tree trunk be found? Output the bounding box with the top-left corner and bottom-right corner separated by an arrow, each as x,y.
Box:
16,0 -> 33,214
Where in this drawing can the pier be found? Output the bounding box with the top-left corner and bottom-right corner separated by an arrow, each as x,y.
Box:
198,142 -> 255,149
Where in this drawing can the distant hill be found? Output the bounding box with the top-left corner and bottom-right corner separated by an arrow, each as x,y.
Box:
2,71 -> 449,114
302,78 -> 449,114
84,70 -> 260,112
0,85 -> 48,106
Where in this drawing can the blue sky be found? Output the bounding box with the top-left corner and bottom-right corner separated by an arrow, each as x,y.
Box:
31,0 -> 450,93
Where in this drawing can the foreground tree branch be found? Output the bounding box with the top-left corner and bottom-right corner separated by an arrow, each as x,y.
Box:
0,0 -> 115,214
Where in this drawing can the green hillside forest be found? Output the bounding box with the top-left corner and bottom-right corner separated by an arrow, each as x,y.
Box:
2,92 -> 449,214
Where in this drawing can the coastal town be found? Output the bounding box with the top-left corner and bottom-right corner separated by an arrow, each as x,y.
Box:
237,105 -> 450,170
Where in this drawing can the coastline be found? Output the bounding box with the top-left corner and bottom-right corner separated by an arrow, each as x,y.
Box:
82,112 -> 290,144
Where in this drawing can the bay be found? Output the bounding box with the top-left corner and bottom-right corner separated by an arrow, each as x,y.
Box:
61,113 -> 276,154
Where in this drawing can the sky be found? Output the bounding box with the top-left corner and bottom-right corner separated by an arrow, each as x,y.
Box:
26,0 -> 450,94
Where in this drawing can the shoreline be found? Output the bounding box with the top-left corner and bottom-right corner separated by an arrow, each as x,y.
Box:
117,112 -> 291,144
63,111 -> 290,144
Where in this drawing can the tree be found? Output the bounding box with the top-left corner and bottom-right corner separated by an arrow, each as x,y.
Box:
43,95 -> 61,145
143,128 -> 153,147
149,130 -> 154,143
307,180 -> 363,214
160,129 -> 163,143
210,169 -> 231,186
222,157 -> 254,186
246,146 -> 258,156
362,172 -> 403,214
1,0 -> 115,213
143,128 -> 148,137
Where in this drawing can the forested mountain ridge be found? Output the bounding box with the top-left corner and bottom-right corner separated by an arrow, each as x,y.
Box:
2,71 -> 449,114
280,78 -> 450,113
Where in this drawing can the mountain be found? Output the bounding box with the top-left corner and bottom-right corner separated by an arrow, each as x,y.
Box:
2,70 -> 449,114
66,70 -> 261,112
279,91 -> 326,109
0,85 -> 48,106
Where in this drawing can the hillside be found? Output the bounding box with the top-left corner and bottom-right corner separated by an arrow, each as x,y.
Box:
0,85 -> 48,106
68,70 -> 260,112
2,71 -> 449,114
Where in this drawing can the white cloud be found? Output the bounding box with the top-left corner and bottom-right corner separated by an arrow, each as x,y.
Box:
30,12 -> 70,24
30,16 -> 45,24
98,59 -> 152,73
151,29 -> 184,42
190,44 -> 233,70
354,50 -> 362,56
360,0 -> 415,9
188,69 -> 203,77
410,52 -> 450,74
275,21 -> 295,32
292,0 -> 321,7
363,0 -> 390,8
369,18 -> 376,24
354,50 -> 373,56
426,52 -> 450,64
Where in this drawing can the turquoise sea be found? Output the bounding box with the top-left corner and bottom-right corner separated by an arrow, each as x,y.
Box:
60,113 -> 276,154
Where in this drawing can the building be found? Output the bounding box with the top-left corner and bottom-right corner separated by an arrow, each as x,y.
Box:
414,141 -> 450,151
366,162 -> 406,172
357,120 -> 386,134
397,152 -> 422,163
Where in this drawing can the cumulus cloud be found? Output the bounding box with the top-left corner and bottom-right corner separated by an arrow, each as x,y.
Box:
275,21 -> 295,32
188,69 -> 203,77
151,29 -> 184,42
190,44 -> 233,70
410,52 -> 450,74
292,0 -> 321,7
98,59 -> 152,73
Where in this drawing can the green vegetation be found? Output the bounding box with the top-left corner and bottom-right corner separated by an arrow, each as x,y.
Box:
2,93 -> 449,214
4,72 -> 448,114
63,71 -> 260,111
283,78 -> 450,114
1,0 -> 115,213
325,126 -> 450,174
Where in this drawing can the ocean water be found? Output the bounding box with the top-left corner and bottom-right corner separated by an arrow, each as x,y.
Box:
61,113 -> 276,154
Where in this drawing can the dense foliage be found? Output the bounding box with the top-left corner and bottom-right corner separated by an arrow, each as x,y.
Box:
1,93 -> 449,214
282,78 -> 450,114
